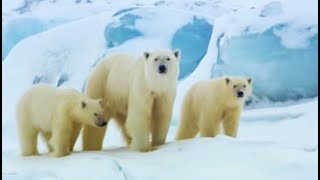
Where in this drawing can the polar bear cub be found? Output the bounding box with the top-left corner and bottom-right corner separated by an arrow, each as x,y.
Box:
16,84 -> 107,157
176,76 -> 253,140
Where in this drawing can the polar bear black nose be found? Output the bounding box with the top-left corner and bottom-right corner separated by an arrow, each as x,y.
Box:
101,122 -> 107,126
158,64 -> 167,74
237,91 -> 244,98
96,115 -> 107,127
96,120 -> 107,127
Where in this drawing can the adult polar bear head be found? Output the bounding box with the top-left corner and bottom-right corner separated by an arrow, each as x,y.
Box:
143,49 -> 180,93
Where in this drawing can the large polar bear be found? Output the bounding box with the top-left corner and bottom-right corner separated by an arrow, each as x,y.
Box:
82,49 -> 180,151
16,84 -> 107,157
175,76 -> 252,140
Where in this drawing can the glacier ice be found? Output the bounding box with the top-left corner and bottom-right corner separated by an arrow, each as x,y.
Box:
260,1 -> 282,17
112,7 -> 139,17
104,8 -> 213,79
171,17 -> 213,79
212,24 -> 318,102
2,18 -> 66,60
104,13 -> 143,48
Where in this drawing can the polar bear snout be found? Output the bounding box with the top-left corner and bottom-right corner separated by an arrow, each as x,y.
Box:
237,91 -> 244,98
95,120 -> 107,127
158,64 -> 167,74
95,114 -> 107,127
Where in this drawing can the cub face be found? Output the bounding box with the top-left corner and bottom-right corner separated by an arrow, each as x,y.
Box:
76,98 -> 107,127
225,76 -> 253,101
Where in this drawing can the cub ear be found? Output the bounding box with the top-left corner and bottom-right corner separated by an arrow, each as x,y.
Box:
225,77 -> 230,84
144,52 -> 150,60
81,101 -> 86,108
247,77 -> 252,84
173,49 -> 180,60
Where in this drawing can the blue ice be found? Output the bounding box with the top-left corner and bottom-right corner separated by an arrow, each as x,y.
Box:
104,13 -> 143,48
171,17 -> 213,79
2,18 -> 66,60
213,25 -> 318,102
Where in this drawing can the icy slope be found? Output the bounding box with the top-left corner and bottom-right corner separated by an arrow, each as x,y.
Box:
2,2 -> 122,60
2,0 -> 239,60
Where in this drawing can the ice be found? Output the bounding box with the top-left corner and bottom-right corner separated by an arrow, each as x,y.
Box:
212,21 -> 318,103
112,7 -> 139,17
260,1 -> 283,17
171,17 -> 213,79
213,27 -> 318,102
2,18 -> 67,60
2,1 -> 126,60
104,13 -> 143,48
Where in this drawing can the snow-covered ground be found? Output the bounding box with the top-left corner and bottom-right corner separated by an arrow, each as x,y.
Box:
2,0 -> 318,179
3,99 -> 318,180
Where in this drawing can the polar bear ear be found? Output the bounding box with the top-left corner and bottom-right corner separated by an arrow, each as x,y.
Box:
173,49 -> 180,60
144,52 -> 150,60
81,101 -> 86,109
247,77 -> 252,84
225,77 -> 230,84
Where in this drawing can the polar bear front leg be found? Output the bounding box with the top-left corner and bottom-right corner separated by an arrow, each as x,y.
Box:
50,118 -> 72,157
151,96 -> 174,147
19,125 -> 39,156
50,130 -> 71,157
82,110 -> 110,150
199,109 -> 222,138
126,94 -> 153,152
69,122 -> 82,151
223,107 -> 241,138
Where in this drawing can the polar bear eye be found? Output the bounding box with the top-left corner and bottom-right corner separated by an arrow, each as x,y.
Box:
155,58 -> 159,61
166,58 -> 170,61
243,85 -> 246,88
233,85 -> 237,88
94,113 -> 98,116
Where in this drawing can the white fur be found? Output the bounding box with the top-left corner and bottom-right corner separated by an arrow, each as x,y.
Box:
82,49 -> 180,151
176,76 -> 253,140
16,84 -> 104,157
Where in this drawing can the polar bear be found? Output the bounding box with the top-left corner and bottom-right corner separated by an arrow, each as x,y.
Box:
175,76 -> 252,140
16,84 -> 107,157
82,49 -> 180,151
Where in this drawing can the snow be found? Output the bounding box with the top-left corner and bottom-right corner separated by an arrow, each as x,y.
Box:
259,1 -> 283,17
3,99 -> 318,179
3,139 -> 317,180
2,0 -> 318,179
